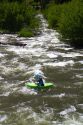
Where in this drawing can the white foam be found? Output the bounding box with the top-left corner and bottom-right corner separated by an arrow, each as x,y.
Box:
78,61 -> 83,64
44,60 -> 74,67
76,74 -> 83,78
47,53 -> 58,58
0,53 -> 4,57
59,106 -> 76,116
62,53 -> 83,58
19,87 -> 37,95
0,115 -> 7,122
0,76 -> 4,80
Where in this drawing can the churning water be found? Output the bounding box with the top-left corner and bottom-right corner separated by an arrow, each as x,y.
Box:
0,15 -> 83,125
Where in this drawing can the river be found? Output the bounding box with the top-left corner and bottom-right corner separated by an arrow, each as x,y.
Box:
0,15 -> 83,125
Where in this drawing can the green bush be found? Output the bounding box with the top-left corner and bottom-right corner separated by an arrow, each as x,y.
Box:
0,1 -> 39,36
19,27 -> 34,37
43,4 -> 62,28
44,0 -> 83,46
58,0 -> 83,39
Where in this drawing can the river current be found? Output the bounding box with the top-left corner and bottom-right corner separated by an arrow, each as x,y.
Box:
0,15 -> 83,125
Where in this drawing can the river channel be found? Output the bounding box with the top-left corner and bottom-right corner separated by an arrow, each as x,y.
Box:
0,15 -> 83,125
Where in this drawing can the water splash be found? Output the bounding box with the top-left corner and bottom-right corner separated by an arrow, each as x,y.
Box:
19,87 -> 37,95
0,114 -> 7,122
59,105 -> 76,116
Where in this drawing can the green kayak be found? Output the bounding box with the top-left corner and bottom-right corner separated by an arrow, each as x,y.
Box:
25,82 -> 54,89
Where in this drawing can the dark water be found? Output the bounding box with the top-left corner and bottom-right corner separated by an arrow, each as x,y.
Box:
0,15 -> 83,125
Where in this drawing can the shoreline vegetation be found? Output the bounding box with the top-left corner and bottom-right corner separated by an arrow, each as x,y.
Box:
0,0 -> 83,47
43,0 -> 83,47
0,0 -> 40,37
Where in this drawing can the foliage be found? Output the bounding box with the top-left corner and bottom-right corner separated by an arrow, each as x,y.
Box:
0,1 -> 39,36
44,3 -> 61,28
18,27 -> 34,37
43,0 -> 83,46
58,0 -> 83,39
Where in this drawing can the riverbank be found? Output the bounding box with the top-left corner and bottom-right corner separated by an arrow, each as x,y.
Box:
43,0 -> 83,47
0,0 -> 83,48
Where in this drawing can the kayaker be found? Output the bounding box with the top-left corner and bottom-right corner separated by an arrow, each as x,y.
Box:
34,69 -> 44,86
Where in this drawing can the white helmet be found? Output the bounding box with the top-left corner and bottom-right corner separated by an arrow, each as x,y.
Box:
34,70 -> 42,81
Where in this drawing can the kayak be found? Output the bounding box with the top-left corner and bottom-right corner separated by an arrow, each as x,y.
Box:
25,82 -> 54,89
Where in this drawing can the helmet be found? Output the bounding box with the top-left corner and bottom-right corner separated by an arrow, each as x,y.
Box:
34,70 -> 42,81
